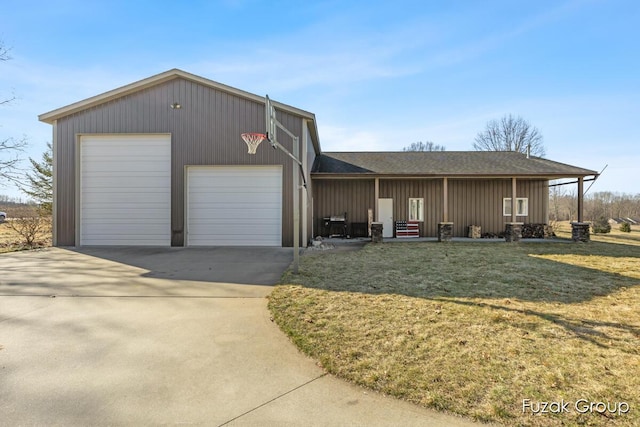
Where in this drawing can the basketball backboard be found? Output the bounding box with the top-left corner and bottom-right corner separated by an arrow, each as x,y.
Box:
265,95 -> 277,144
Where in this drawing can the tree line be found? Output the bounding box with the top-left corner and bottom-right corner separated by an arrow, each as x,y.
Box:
550,187 -> 640,222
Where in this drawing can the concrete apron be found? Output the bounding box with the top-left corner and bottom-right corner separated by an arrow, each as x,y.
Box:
0,248 -> 480,426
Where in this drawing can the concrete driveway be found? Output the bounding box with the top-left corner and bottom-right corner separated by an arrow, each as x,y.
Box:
0,247 -> 479,426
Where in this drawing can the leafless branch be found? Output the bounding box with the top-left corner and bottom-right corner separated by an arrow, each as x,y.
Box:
403,141 -> 446,151
0,44 -> 10,61
474,114 -> 545,157
0,136 -> 28,186
0,94 -> 16,106
2,206 -> 50,247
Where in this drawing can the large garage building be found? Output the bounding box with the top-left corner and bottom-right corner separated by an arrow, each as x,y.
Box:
39,69 -> 319,247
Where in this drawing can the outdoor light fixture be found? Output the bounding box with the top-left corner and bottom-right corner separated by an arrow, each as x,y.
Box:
170,102 -> 182,109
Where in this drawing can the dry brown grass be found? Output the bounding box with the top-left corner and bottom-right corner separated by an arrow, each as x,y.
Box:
0,215 -> 52,253
269,229 -> 640,426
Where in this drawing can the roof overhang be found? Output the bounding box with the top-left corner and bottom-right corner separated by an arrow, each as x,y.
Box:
311,173 -> 600,180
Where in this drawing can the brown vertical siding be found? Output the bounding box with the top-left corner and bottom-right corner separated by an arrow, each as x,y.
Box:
56,120 -> 76,245
379,179 -> 443,237
312,178 -> 549,238
448,179 -> 549,236
55,77 -> 305,246
312,179 -> 375,235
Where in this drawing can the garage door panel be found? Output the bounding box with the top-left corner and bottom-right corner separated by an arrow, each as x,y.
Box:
190,217 -> 281,227
80,135 -> 171,246
82,208 -> 170,220
188,234 -> 281,246
187,166 -> 282,246
81,195 -> 170,205
189,222 -> 280,233
82,221 -> 170,230
82,190 -> 170,200
81,236 -> 169,246
82,223 -> 170,233
188,194 -> 280,205
81,162 -> 170,174
189,209 -> 281,220
189,177 -> 279,188
83,176 -> 170,186
82,150 -> 171,160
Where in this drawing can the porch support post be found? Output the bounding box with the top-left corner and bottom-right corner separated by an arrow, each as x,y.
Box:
577,177 -> 584,222
374,177 -> 380,221
571,177 -> 589,242
504,177 -> 523,242
443,177 -> 448,222
511,177 -> 517,222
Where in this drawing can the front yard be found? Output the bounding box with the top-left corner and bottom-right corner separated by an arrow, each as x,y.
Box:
269,227 -> 640,426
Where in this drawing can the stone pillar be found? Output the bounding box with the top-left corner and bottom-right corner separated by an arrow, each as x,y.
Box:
571,222 -> 590,242
505,222 -> 523,242
371,222 -> 383,243
438,222 -> 453,242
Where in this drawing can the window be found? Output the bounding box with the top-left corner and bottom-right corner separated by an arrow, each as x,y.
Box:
503,198 -> 528,216
409,198 -> 424,221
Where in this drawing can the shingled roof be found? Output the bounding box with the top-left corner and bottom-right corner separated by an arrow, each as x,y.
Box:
312,151 -> 597,178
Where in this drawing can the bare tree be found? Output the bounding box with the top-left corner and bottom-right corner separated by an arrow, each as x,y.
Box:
563,188 -> 577,221
473,114 -> 545,157
403,141 -> 446,152
3,205 -> 50,248
584,191 -> 640,222
1,42 -> 15,106
549,182 -> 565,222
0,39 -> 27,185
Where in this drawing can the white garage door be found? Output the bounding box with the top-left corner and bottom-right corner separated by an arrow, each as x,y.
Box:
80,134 -> 171,246
187,166 -> 282,246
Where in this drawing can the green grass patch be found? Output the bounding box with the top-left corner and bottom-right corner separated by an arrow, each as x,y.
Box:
269,232 -> 640,426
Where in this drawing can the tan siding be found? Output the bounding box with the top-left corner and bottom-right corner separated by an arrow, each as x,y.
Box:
312,180 -> 375,235
55,78 -> 304,246
379,179 -> 443,236
311,178 -> 549,239
55,122 -> 76,245
448,179 -> 549,236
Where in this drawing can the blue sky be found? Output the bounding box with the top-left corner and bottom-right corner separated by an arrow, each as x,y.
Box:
1,0 -> 638,199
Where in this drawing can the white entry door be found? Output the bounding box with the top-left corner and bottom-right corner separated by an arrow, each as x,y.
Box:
378,198 -> 394,238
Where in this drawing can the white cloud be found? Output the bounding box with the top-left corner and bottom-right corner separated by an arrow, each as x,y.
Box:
320,125 -> 389,152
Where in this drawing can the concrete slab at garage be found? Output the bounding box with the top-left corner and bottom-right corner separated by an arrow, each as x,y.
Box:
0,248 -> 479,426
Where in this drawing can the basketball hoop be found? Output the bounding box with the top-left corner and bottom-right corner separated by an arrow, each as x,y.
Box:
241,132 -> 266,154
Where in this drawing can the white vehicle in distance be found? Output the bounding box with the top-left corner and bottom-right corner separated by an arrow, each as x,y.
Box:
0,211 -> 6,222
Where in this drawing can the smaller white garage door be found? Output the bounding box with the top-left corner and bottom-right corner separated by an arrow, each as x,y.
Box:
187,166 -> 282,246
80,134 -> 171,246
